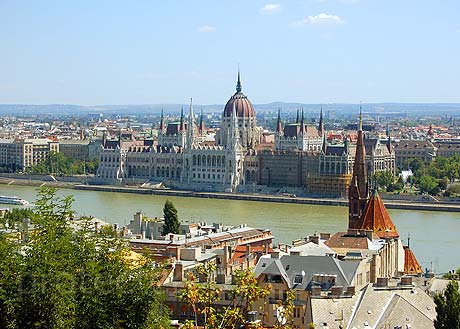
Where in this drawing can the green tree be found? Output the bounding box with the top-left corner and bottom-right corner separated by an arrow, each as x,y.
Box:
0,187 -> 170,329
178,265 -> 270,329
163,200 -> 180,235
434,280 -> 460,329
418,175 -> 440,195
373,170 -> 394,190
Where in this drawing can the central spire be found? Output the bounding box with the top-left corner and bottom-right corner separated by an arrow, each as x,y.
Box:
236,69 -> 242,93
348,105 -> 369,230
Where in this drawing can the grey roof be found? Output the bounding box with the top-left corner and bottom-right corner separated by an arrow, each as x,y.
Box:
255,255 -> 360,290
347,284 -> 436,329
311,284 -> 436,329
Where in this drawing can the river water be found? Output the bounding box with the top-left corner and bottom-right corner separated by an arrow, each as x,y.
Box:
1,184 -> 459,274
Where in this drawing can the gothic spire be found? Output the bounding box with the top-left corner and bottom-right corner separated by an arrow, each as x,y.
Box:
300,107 -> 305,136
318,106 -> 324,136
180,107 -> 185,131
276,108 -> 283,135
348,106 -> 369,230
159,108 -> 165,132
296,108 -> 300,124
199,109 -> 205,135
186,98 -> 195,147
236,69 -> 242,93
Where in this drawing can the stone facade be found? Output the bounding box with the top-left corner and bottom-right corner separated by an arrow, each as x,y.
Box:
95,76 -> 396,195
0,138 -> 59,170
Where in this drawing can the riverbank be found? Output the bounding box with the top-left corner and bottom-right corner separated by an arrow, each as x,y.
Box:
73,184 -> 460,212
1,177 -> 460,212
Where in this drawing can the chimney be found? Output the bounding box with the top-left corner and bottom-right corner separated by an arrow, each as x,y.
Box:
330,286 -> 343,296
376,277 -> 389,287
346,286 -> 356,296
271,251 -> 280,259
309,234 -> 319,244
173,262 -> 184,281
311,286 -> 321,296
400,276 -> 413,286
320,233 -> 331,240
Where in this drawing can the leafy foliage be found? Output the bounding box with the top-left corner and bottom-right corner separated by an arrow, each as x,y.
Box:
178,263 -> 270,329
434,280 -> 460,329
27,151 -> 98,175
404,155 -> 460,195
0,187 -> 170,329
163,200 -> 180,235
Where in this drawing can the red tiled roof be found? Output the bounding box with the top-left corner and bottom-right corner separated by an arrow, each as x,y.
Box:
324,232 -> 370,250
360,190 -> 399,239
404,246 -> 423,275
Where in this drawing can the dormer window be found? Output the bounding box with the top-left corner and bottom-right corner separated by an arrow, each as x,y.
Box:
294,275 -> 303,284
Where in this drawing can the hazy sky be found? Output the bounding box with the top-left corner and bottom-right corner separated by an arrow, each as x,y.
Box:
1,0 -> 460,105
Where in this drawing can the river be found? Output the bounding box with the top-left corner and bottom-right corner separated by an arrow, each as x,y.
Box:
1,184 -> 459,274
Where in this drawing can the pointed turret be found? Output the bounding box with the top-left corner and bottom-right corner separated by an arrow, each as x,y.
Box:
300,108 -> 306,136
348,106 -> 369,230
199,109 -> 205,135
236,69 -> 242,93
179,107 -> 185,132
386,122 -> 392,154
296,109 -> 300,124
318,106 -> 324,136
230,101 -> 240,148
360,188 -> 399,239
276,108 -> 283,135
159,108 -> 165,133
321,132 -> 327,154
186,98 -> 195,147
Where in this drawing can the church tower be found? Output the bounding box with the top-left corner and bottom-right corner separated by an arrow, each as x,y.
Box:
348,107 -> 369,229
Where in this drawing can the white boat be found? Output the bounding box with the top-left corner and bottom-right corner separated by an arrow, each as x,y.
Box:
0,195 -> 29,205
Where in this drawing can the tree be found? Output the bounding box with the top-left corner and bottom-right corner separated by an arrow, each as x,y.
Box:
418,175 -> 440,195
178,264 -> 271,329
163,200 -> 180,235
373,170 -> 394,190
434,280 -> 460,329
0,187 -> 171,329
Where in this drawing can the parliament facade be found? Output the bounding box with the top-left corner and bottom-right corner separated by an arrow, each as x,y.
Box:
96,73 -> 395,196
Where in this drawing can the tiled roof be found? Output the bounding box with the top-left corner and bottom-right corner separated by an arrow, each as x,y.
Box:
324,232 -> 371,253
360,190 -> 399,239
404,246 -> 423,275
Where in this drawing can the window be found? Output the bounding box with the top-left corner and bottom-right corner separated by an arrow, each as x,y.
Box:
294,275 -> 303,284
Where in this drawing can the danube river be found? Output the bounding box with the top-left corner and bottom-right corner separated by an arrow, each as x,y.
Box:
1,184 -> 459,274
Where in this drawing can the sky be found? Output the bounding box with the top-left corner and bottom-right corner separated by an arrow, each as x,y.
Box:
1,0 -> 460,105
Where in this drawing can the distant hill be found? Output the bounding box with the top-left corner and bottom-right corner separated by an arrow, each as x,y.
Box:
1,102 -> 460,116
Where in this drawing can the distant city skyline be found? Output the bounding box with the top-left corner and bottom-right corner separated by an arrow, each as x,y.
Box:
2,0 -> 460,105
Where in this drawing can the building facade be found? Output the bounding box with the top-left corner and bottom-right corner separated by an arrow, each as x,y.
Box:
96,74 -> 396,196
0,138 -> 59,170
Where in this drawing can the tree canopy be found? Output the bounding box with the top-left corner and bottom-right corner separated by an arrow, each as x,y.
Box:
26,151 -> 98,175
0,187 -> 170,329
163,199 -> 180,235
434,280 -> 460,329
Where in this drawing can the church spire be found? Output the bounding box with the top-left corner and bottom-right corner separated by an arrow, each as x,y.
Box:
236,69 -> 242,93
186,98 -> 195,148
318,106 -> 324,136
276,108 -> 283,135
180,107 -> 185,131
199,109 -> 205,135
159,108 -> 165,132
348,106 -> 369,230
296,108 -> 300,124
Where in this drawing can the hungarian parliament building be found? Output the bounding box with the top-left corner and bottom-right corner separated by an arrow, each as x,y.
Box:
96,73 -> 395,196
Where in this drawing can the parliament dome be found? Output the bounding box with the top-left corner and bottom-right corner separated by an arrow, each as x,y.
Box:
223,72 -> 255,118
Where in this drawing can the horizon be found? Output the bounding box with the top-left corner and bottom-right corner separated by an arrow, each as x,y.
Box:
2,1 -> 460,105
